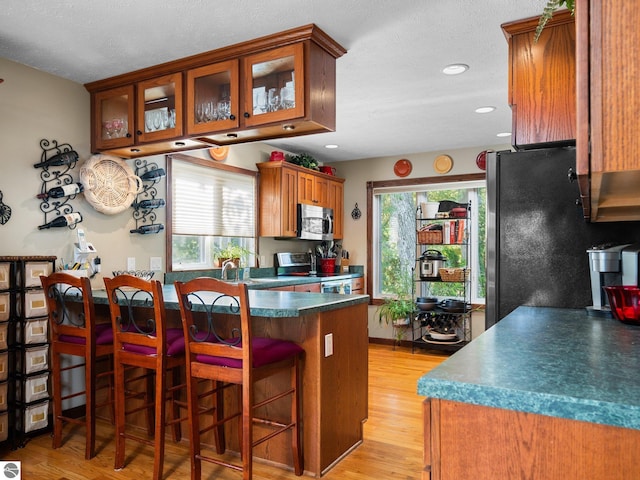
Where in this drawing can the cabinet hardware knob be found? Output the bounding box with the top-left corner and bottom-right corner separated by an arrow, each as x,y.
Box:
244,112 -> 250,118
136,130 -> 142,135
126,133 -> 132,138
230,114 -> 236,120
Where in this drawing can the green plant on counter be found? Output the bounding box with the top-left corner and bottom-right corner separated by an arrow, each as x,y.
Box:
214,243 -> 253,267
286,153 -> 319,170
535,0 -> 575,42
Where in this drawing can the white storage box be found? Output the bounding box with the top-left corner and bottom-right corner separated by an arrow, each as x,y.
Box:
0,411 -> 7,442
17,317 -> 48,345
0,263 -> 10,290
0,293 -> 9,321
24,262 -> 52,288
16,372 -> 49,404
16,345 -> 49,375
0,351 -> 7,381
18,290 -> 48,318
0,321 -> 8,350
0,381 -> 7,411
16,400 -> 49,433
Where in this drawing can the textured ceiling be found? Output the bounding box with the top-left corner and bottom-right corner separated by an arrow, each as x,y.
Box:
0,0 -> 551,162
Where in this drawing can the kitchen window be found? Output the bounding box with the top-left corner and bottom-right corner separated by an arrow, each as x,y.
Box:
167,154 -> 257,271
368,175 -> 486,304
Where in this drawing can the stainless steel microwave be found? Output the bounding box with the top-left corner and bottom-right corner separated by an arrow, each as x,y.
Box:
297,204 -> 334,241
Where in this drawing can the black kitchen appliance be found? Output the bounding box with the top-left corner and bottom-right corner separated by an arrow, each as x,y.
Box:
486,147 -> 640,327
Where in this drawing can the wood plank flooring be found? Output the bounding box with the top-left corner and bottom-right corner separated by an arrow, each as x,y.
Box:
0,344 -> 447,480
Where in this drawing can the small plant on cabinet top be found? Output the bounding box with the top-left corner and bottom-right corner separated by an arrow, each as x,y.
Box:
535,0 -> 575,42
286,153 -> 319,171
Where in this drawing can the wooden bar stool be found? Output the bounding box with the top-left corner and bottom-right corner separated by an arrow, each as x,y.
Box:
103,274 -> 187,480
40,272 -> 114,460
175,277 -> 304,480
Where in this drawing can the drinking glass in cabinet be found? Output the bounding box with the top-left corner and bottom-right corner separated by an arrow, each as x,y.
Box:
100,94 -> 129,140
251,55 -> 295,115
142,81 -> 176,133
193,71 -> 232,124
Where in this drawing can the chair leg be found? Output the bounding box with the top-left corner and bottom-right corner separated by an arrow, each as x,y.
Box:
170,366 -> 181,442
50,350 -> 63,450
187,375 -> 202,480
114,361 -> 127,470
214,382 -> 226,454
291,357 -> 303,476
153,367 -> 167,480
145,371 -> 155,436
85,353 -> 97,460
241,383 -> 253,480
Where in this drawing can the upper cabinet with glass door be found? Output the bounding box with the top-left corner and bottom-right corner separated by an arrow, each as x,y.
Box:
86,25 -> 346,158
243,44 -> 304,128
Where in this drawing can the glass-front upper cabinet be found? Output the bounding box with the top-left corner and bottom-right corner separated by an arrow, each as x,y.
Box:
136,73 -> 183,143
186,60 -> 239,135
93,85 -> 135,151
242,44 -> 304,128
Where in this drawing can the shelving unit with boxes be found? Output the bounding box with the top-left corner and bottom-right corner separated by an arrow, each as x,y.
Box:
0,256 -> 55,449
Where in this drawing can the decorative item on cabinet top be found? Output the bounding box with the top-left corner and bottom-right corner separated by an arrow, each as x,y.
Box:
130,159 -> 165,235
79,154 -> 142,215
433,154 -> 453,174
0,191 -> 11,225
34,139 -> 83,230
394,159 -> 412,177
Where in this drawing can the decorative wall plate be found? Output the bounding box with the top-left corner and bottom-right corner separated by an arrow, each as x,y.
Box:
80,154 -> 142,215
434,154 -> 453,174
394,159 -> 412,177
209,146 -> 229,161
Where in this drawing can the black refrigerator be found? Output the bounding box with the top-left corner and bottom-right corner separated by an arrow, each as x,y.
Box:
485,147 -> 640,327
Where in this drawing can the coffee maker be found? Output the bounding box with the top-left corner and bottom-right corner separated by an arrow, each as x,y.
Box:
587,243 -> 640,314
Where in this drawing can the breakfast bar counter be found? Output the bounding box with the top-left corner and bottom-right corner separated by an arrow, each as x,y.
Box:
92,286 -> 370,477
417,306 -> 640,480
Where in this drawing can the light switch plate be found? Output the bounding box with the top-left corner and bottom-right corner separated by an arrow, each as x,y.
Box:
324,333 -> 333,357
150,257 -> 162,271
127,257 -> 136,271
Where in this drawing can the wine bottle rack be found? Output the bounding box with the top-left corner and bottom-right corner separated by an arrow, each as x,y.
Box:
131,159 -> 165,235
34,139 -> 82,230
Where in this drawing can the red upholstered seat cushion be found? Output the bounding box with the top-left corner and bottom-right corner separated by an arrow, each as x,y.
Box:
121,327 -> 185,356
194,337 -> 303,368
58,323 -> 113,345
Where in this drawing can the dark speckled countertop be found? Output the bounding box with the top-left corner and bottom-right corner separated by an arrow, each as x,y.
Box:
92,284 -> 369,318
417,306 -> 640,430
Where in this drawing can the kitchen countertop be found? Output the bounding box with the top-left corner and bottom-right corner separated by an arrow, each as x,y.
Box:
417,306 -> 640,430
92,283 -> 369,318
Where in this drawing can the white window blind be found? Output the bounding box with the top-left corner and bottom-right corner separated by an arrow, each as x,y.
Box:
172,159 -> 255,237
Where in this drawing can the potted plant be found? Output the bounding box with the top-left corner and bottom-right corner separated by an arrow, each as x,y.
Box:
286,153 -> 319,171
377,296 -> 414,328
214,243 -> 252,267
535,0 -> 575,42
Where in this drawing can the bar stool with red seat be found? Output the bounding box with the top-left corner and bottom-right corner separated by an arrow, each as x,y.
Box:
175,276 -> 304,480
103,274 -> 186,480
40,272 -> 114,460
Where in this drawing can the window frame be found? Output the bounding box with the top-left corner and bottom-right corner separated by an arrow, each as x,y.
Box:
366,173 -> 485,305
165,153 -> 259,273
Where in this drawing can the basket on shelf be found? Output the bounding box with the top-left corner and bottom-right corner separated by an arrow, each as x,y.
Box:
438,267 -> 470,282
417,230 -> 443,244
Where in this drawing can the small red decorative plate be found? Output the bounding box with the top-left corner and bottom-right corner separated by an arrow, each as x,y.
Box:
394,159 -> 412,177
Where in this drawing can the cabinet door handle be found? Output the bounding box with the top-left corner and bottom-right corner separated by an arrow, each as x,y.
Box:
244,112 -> 250,118
136,130 -> 143,135
126,133 -> 132,138
230,114 -> 236,120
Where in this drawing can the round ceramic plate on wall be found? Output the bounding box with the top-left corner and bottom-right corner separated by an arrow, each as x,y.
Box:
394,159 -> 412,177
434,154 -> 453,174
209,146 -> 229,161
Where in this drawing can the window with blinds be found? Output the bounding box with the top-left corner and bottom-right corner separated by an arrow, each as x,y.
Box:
170,157 -> 256,271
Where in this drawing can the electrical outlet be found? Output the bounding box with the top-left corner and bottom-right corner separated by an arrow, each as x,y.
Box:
324,333 -> 333,357
150,257 -> 162,271
127,257 -> 136,271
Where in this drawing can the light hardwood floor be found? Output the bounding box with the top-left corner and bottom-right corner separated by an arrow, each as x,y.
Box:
1,344 -> 447,480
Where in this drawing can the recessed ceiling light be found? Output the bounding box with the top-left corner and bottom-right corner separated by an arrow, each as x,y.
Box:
475,106 -> 496,114
496,132 -> 512,138
442,64 -> 469,75
325,144 -> 339,149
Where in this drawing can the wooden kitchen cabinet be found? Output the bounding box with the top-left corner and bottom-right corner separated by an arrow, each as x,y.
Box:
86,25 -> 346,158
298,170 -> 329,206
294,282 -> 321,293
576,0 -> 640,222
257,161 -> 344,238
424,397 -> 640,480
351,277 -> 364,294
502,11 -> 576,150
90,74 -> 207,157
